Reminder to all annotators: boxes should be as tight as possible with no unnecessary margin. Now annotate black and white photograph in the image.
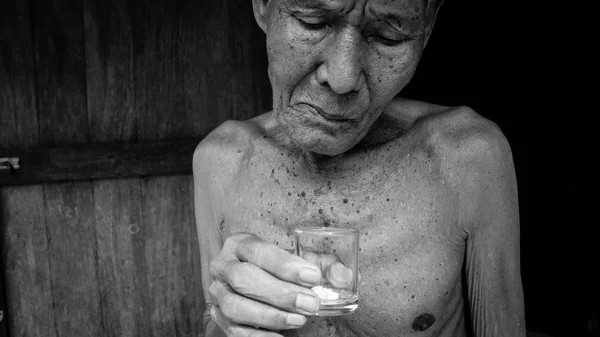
[0,1,591,337]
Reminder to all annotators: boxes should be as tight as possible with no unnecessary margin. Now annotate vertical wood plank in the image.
[0,0,40,150]
[42,183,103,337]
[33,0,89,146]
[0,261,5,337]
[178,0,271,135]
[86,0,205,335]
[0,1,53,336]
[225,0,272,121]
[178,0,226,136]
[84,0,136,144]
[32,1,103,337]
[141,176,202,337]
[0,253,5,337]
[132,1,204,335]
[131,0,186,142]
[92,179,152,337]
[82,1,153,336]
[0,187,57,337]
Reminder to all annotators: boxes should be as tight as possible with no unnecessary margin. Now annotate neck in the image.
[299,113,408,176]
[356,113,408,148]
[299,150,344,176]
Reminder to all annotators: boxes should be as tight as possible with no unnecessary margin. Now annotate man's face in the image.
[261,0,434,156]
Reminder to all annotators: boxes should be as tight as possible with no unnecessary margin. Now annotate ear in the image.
[423,0,445,48]
[252,0,269,33]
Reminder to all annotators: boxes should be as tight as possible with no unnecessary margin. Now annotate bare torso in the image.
[210,99,487,336]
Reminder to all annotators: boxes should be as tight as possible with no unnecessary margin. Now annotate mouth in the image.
[302,103,354,122]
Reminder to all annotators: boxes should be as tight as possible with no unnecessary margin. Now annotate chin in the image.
[274,107,368,156]
[292,131,361,157]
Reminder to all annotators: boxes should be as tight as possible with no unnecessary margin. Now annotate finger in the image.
[210,305,284,337]
[302,251,354,289]
[227,233,323,287]
[218,260,320,315]
[209,280,311,330]
[327,261,353,288]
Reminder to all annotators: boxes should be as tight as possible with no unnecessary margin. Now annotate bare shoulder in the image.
[431,105,512,177]
[388,97,511,160]
[392,99,512,169]
[391,97,516,201]
[404,101,517,230]
[193,118,266,189]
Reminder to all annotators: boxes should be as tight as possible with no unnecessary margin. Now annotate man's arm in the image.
[193,120,261,337]
[454,116,526,336]
[193,139,225,337]
[194,121,247,337]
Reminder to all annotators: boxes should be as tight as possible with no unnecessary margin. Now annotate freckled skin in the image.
[264,0,426,156]
[194,0,526,336]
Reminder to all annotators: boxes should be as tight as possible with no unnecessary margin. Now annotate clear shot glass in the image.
[294,227,359,316]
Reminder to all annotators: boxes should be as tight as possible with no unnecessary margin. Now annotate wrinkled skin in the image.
[193,0,526,336]
[263,0,435,156]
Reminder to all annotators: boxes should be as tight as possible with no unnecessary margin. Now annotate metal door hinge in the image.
[0,157,20,170]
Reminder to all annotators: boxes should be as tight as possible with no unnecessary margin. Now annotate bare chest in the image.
[221,146,467,336]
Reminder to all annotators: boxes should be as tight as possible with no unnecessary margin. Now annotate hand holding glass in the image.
[294,227,359,316]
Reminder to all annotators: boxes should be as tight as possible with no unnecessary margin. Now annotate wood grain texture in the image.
[32,0,89,146]
[131,0,186,142]
[92,179,152,337]
[1,1,272,336]
[30,1,104,337]
[83,0,203,335]
[0,1,47,336]
[1,186,57,337]
[141,176,203,337]
[42,182,103,337]
[0,0,39,150]
[0,140,197,186]
[0,266,5,337]
[178,0,271,135]
[84,0,136,143]
[131,1,205,335]
[223,0,272,122]
[84,0,205,336]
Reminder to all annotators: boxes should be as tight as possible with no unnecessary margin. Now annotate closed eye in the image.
[374,36,406,46]
[368,33,411,47]
[297,18,328,30]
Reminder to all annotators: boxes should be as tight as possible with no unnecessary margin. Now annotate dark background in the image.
[399,1,593,336]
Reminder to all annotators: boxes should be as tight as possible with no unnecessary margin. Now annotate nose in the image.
[316,27,366,95]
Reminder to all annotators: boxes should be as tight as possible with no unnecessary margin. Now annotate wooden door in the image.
[0,0,271,336]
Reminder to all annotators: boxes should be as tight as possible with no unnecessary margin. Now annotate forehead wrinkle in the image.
[281,0,426,30]
[365,1,426,30]
[365,0,425,18]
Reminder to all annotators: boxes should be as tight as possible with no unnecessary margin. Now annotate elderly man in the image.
[193,0,525,336]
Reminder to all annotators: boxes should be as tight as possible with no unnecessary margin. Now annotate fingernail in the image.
[330,263,353,287]
[286,313,307,326]
[299,267,321,284]
[296,293,319,314]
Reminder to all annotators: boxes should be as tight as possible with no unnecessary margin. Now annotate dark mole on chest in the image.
[412,313,436,332]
